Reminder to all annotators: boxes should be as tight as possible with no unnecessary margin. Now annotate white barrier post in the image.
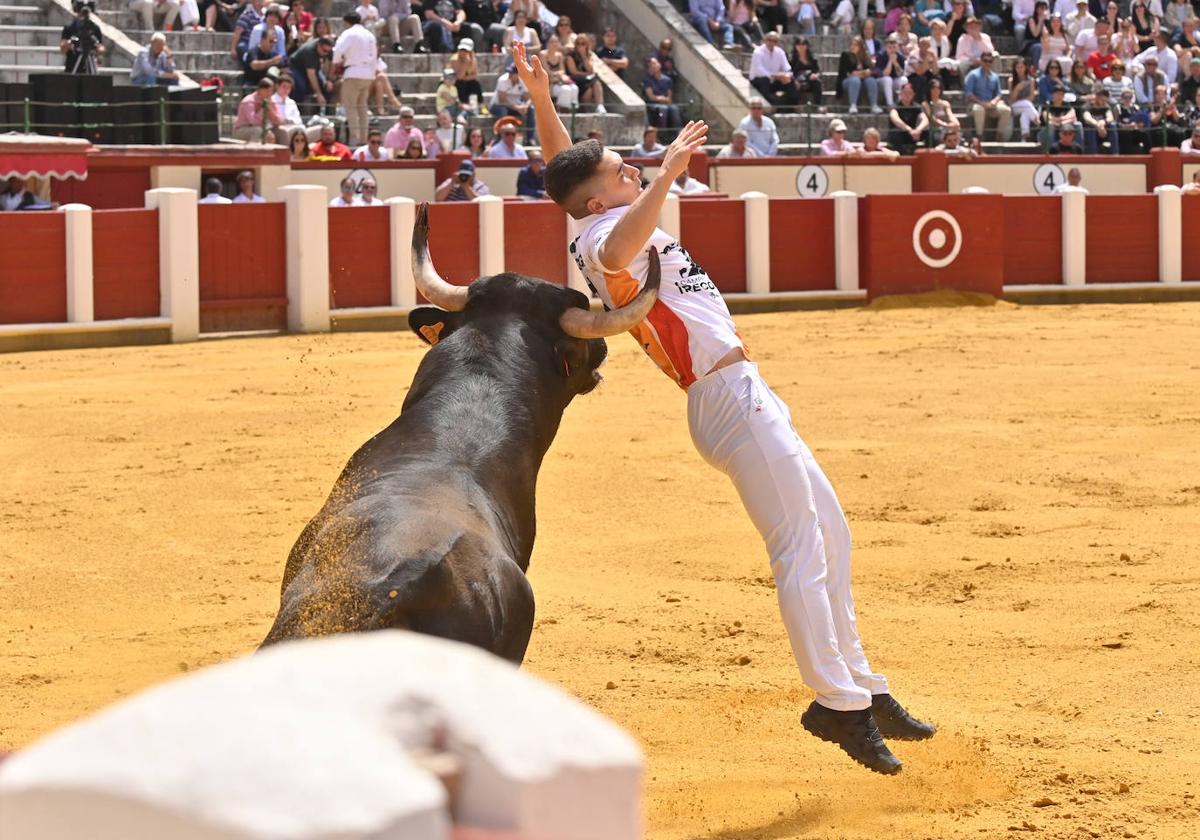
[962,186,989,194]
[279,185,330,332]
[387,197,416,307]
[60,203,94,323]
[742,191,770,295]
[475,194,505,276]
[1154,184,1182,284]
[1059,186,1087,286]
[659,191,681,240]
[831,190,859,292]
[144,187,199,342]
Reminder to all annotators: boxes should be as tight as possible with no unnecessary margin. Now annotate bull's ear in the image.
[408,307,464,346]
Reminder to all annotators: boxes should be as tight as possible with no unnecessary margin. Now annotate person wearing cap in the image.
[1049,122,1083,153]
[1181,123,1200,154]
[233,77,283,143]
[378,0,423,53]
[1133,54,1167,104]
[420,0,466,53]
[232,170,266,203]
[434,67,462,116]
[435,158,489,201]
[384,106,424,155]
[749,30,800,108]
[965,51,1013,141]
[1113,86,1146,153]
[819,118,855,156]
[631,126,666,158]
[332,12,378,146]
[1179,55,1200,105]
[1134,31,1178,86]
[449,39,483,106]
[955,16,995,76]
[1065,0,1095,41]
[716,128,760,158]
[330,176,359,207]
[1083,85,1119,152]
[310,121,352,159]
[1148,81,1190,147]
[485,122,528,158]
[198,177,231,205]
[490,62,537,139]
[515,150,546,198]
[1039,81,1080,146]
[738,96,779,156]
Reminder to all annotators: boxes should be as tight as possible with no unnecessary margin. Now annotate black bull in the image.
[261,207,660,662]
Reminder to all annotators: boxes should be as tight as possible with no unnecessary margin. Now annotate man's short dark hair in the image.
[343,11,360,25]
[544,139,605,207]
[316,36,334,47]
[204,177,222,195]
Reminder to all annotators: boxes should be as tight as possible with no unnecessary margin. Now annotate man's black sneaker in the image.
[800,701,902,775]
[392,42,405,53]
[871,693,937,741]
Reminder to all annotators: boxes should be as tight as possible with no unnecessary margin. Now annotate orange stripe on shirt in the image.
[605,267,694,388]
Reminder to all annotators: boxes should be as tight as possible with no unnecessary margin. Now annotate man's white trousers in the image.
[687,361,889,711]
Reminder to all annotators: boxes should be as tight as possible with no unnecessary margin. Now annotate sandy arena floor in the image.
[2,301,1199,839]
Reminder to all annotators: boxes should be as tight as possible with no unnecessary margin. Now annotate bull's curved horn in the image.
[559,247,661,339]
[412,202,469,312]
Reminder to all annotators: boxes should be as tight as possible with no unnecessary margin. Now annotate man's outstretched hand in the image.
[513,42,550,98]
[660,121,709,181]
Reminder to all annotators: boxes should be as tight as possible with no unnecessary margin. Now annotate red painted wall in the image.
[329,207,391,308]
[197,203,288,331]
[1002,196,1062,285]
[93,209,160,320]
[503,201,567,285]
[426,202,480,288]
[1084,195,1158,283]
[679,198,747,293]
[51,169,152,210]
[0,212,67,324]
[767,198,836,291]
[1183,196,1200,283]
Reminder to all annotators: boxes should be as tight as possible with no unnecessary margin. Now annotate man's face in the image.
[1060,129,1076,145]
[361,181,378,200]
[1191,63,1200,78]
[277,80,292,98]
[342,181,354,197]
[586,149,644,212]
[239,176,254,193]
[400,113,414,128]
[732,134,746,151]
[603,31,616,47]
[368,134,381,147]
[262,34,277,52]
[502,129,517,146]
[945,131,960,147]
[900,84,914,104]
[7,176,24,192]
[1098,35,1109,51]
[981,54,994,72]
[318,43,332,57]
[151,39,163,54]
[320,127,335,145]
[529,158,544,173]
[749,102,763,118]
[764,34,779,50]
[647,57,660,75]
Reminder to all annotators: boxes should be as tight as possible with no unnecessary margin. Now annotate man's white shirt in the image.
[333,23,378,80]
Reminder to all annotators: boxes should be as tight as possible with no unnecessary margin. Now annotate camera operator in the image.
[60,0,105,74]
[434,158,489,202]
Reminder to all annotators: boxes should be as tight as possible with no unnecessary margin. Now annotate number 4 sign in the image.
[795,164,829,199]
[1033,162,1066,195]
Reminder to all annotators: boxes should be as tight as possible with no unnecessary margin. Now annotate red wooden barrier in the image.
[503,201,567,285]
[93,209,160,320]
[1084,194,1158,283]
[0,212,67,325]
[329,206,391,308]
[426,202,480,288]
[859,194,1004,300]
[767,198,836,291]
[197,203,288,332]
[51,168,153,210]
[1002,196,1062,285]
[1183,196,1200,283]
[679,198,746,293]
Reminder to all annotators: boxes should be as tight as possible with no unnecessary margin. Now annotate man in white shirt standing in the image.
[199,177,231,204]
[330,176,360,207]
[231,170,266,203]
[737,96,780,156]
[333,11,378,147]
[1065,0,1095,41]
[748,31,799,108]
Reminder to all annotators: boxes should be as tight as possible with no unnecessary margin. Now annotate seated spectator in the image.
[130,0,181,33]
[789,38,823,106]
[738,97,779,155]
[566,35,605,112]
[288,129,310,160]
[1134,33,1179,87]
[829,0,857,35]
[928,19,959,88]
[644,57,682,129]
[1052,167,1085,191]
[965,52,1012,140]
[856,126,900,159]
[355,0,386,43]
[289,0,313,45]
[1074,17,1109,58]
[1180,56,1200,107]
[231,0,264,62]
[820,118,855,154]
[359,178,384,205]
[648,37,678,82]
[232,78,283,143]
[1113,87,1147,153]
[887,82,929,153]
[935,124,979,154]
[384,106,424,155]
[1049,123,1083,152]
[450,40,484,105]
[372,57,404,115]
[400,136,426,158]
[750,31,800,109]
[1065,0,1095,42]
[717,128,760,157]
[1009,58,1040,141]
[503,9,541,53]
[436,159,490,201]
[595,27,628,77]
[353,128,392,159]
[433,109,464,151]
[914,0,947,36]
[248,5,287,59]
[1165,0,1196,31]
[310,122,352,159]
[379,0,423,53]
[232,170,265,203]
[538,35,579,110]
[515,151,546,197]
[244,29,286,84]
[1083,86,1119,152]
[1134,56,1168,105]
[1148,84,1190,147]
[728,0,764,50]
[893,13,919,56]
[199,177,231,204]
[838,36,880,114]
[549,12,576,50]
[755,0,786,36]
[905,38,938,102]
[1038,58,1066,102]
[1174,19,1200,63]
[490,63,537,139]
[1103,59,1135,102]
[925,78,960,140]
[876,35,907,109]
[1185,87,1200,126]
[631,126,667,157]
[668,168,711,194]
[1182,169,1200,192]
[463,0,505,51]
[288,35,335,106]
[1087,33,1116,80]
[200,0,238,34]
[459,126,487,156]
[1067,60,1095,104]
[130,32,179,86]
[422,0,466,53]
[486,122,528,158]
[1040,81,1080,146]
[436,69,465,118]
[688,0,735,49]
[272,75,319,143]
[330,176,359,207]
[956,17,994,76]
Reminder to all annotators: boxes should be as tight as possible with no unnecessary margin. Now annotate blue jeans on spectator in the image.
[423,20,453,52]
[842,75,878,109]
[647,103,681,128]
[690,13,734,46]
[1084,124,1120,154]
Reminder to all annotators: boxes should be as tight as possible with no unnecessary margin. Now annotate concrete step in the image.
[0,62,129,82]
[0,24,64,47]
[0,5,45,26]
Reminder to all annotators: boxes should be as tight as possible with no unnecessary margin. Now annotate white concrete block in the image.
[659,191,681,240]
[1154,184,1182,284]
[279,185,331,332]
[387,197,417,307]
[741,191,770,295]
[0,632,644,840]
[831,190,859,292]
[144,188,199,342]
[475,194,505,276]
[1059,186,1087,286]
[60,203,94,323]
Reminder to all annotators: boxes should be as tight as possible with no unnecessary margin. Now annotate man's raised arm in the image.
[512,42,572,162]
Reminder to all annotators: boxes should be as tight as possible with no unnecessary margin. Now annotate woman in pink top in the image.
[819,118,855,155]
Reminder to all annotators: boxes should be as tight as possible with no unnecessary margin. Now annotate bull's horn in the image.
[412,202,469,312]
[559,247,661,339]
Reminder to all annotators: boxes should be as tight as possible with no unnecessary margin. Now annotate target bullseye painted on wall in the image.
[911,210,962,269]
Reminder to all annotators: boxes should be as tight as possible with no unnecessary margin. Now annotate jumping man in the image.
[511,43,935,774]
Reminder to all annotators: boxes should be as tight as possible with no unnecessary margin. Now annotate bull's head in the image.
[407,202,660,396]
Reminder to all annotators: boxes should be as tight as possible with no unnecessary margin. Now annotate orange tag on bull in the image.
[419,322,445,345]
